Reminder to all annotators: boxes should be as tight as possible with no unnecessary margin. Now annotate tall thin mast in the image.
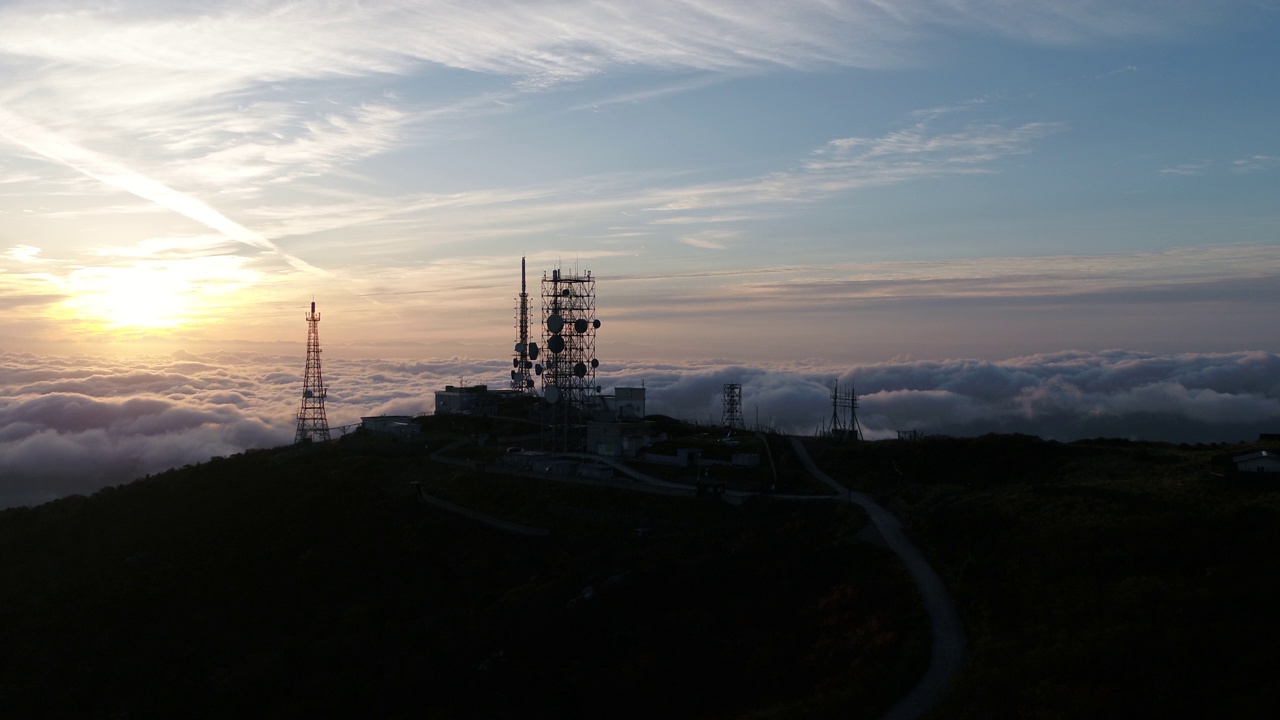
[520,256,528,351]
[512,257,533,392]
[295,299,331,443]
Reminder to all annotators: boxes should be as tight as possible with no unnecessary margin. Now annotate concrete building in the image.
[434,384,530,417]
[587,419,655,458]
[591,386,646,422]
[434,385,495,415]
[1233,450,1280,474]
[583,386,653,457]
[361,415,420,437]
[614,387,646,420]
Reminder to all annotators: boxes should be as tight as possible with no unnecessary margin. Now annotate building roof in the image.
[440,384,490,394]
[1233,450,1278,463]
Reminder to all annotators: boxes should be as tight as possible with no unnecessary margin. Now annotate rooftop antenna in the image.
[295,298,331,443]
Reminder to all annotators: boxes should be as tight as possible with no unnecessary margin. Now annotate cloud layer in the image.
[0,350,487,508]
[607,350,1280,441]
[5,348,1278,508]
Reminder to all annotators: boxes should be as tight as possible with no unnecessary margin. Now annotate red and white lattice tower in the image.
[295,300,331,443]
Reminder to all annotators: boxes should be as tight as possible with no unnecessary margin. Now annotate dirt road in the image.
[789,437,966,720]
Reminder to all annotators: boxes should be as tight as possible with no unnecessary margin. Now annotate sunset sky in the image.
[2,0,1277,360]
[2,1,1279,505]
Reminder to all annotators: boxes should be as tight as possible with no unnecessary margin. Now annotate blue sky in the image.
[1,0,1278,363]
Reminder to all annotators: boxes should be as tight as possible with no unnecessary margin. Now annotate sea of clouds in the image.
[3,348,1279,508]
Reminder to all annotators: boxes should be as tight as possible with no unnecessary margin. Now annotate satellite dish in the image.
[535,364,543,375]
[593,318,601,329]
[303,389,313,399]
[547,314,564,333]
[590,358,599,368]
[515,342,526,354]
[529,343,539,360]
[526,378,535,388]
[545,386,560,404]
[548,335,565,353]
[523,360,533,369]
[574,362,587,378]
[561,288,571,297]
[574,318,589,334]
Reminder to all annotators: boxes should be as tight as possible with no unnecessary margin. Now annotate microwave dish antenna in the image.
[539,266,601,452]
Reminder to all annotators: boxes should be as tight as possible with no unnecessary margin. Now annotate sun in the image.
[52,240,267,332]
[60,254,261,331]
[63,265,197,329]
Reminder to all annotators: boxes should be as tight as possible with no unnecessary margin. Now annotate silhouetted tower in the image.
[722,383,744,431]
[295,300,331,443]
[539,267,600,452]
[829,380,863,441]
[511,257,535,393]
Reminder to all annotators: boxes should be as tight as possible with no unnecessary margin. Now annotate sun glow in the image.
[61,257,259,330]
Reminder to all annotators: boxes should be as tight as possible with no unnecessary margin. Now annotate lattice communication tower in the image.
[829,379,863,441]
[722,383,744,431]
[295,300,331,443]
[537,268,600,452]
[511,257,535,393]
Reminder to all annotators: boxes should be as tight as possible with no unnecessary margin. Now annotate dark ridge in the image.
[5,419,1279,718]
[0,419,927,720]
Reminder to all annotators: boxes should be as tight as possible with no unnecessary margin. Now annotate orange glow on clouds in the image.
[59,257,260,331]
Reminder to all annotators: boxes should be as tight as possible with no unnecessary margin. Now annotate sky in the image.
[2,1,1280,505]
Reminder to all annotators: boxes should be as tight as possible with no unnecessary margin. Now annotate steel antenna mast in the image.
[295,299,331,443]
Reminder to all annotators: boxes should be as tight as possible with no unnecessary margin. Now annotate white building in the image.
[587,420,655,458]
[1233,450,1280,474]
[591,386,646,422]
[614,387,646,420]
[586,387,652,456]
[361,415,420,437]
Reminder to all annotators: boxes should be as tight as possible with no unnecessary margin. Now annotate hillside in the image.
[0,422,926,719]
[809,434,1280,719]
[4,421,1279,719]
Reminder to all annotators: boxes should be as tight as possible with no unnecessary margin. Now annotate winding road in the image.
[789,437,967,720]
[425,435,965,717]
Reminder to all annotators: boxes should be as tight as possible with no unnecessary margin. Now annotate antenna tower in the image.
[511,257,535,393]
[295,300,331,443]
[538,267,601,452]
[722,383,744,431]
[829,380,863,441]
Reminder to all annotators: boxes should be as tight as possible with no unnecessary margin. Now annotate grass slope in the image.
[811,434,1280,719]
[0,431,926,719]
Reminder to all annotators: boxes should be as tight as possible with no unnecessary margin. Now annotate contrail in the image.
[0,107,325,275]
